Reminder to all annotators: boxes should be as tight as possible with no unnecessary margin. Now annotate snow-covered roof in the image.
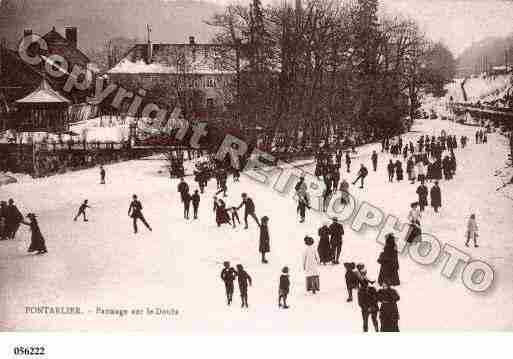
[16,79,71,104]
[107,43,237,75]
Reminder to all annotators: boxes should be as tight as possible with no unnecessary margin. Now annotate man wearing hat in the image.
[329,217,344,264]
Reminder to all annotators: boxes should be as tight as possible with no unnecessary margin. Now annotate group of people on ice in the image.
[0,198,23,241]
[0,198,47,254]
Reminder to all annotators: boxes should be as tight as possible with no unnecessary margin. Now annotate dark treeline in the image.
[208,0,456,152]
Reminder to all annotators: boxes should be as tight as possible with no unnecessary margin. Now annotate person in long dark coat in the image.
[430,181,442,213]
[100,165,106,184]
[371,151,378,172]
[416,181,428,212]
[177,178,189,203]
[317,222,332,265]
[377,234,400,286]
[387,160,395,182]
[406,157,415,183]
[215,198,231,227]
[183,191,191,219]
[21,213,48,254]
[329,217,344,264]
[395,160,403,181]
[5,198,23,239]
[358,281,379,332]
[259,216,270,263]
[377,281,400,332]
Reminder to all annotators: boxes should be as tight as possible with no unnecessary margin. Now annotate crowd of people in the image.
[1,123,491,331]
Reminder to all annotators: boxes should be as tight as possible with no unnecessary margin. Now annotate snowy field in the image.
[446,75,512,103]
[1,119,512,331]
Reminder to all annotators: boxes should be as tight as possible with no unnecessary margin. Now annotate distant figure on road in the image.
[371,151,378,172]
[465,213,479,248]
[100,165,106,184]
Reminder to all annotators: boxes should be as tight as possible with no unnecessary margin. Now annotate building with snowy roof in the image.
[106,36,238,119]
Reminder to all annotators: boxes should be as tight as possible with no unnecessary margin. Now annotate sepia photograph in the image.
[1,0,513,351]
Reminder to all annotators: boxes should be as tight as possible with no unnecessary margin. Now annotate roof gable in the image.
[16,79,71,104]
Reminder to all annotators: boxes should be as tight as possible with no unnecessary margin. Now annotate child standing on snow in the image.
[465,214,479,248]
[236,264,252,308]
[278,266,290,309]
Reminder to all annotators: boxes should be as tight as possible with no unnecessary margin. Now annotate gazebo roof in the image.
[16,79,71,105]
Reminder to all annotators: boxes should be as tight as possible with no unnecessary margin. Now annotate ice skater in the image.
[220,261,237,305]
[236,264,252,308]
[352,164,368,189]
[237,193,260,229]
[278,266,290,309]
[128,194,152,234]
[74,200,90,222]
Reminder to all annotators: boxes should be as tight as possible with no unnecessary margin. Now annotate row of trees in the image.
[208,0,456,151]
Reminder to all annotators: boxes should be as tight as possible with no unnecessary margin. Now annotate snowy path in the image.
[1,119,512,331]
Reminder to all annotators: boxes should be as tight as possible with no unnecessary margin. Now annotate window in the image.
[206,98,214,108]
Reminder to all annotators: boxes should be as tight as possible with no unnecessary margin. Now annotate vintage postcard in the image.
[1,0,513,345]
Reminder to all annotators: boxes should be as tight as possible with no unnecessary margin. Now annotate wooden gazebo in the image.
[15,79,71,133]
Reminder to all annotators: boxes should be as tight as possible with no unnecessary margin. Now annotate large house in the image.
[106,36,237,119]
[0,26,92,107]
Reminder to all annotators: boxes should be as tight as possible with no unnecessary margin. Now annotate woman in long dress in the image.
[377,281,400,332]
[407,202,422,243]
[377,233,399,286]
[302,236,320,294]
[259,216,270,263]
[317,222,332,265]
[22,213,47,255]
[214,198,231,227]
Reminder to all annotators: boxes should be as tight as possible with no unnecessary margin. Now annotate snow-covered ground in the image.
[1,119,512,331]
[446,75,512,103]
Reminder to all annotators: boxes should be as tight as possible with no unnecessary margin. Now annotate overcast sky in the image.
[201,0,513,56]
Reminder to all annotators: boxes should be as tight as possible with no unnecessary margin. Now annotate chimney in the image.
[189,36,195,45]
[24,29,32,38]
[146,24,153,64]
[65,27,77,48]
